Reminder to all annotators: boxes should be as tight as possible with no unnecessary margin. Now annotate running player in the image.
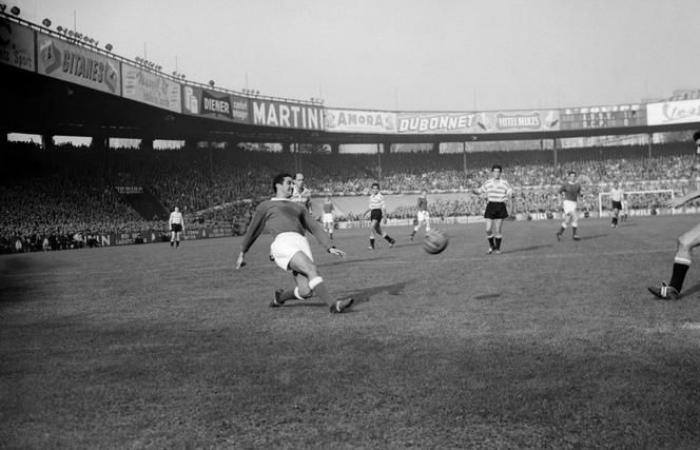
[473,165,513,254]
[555,171,582,241]
[365,182,396,250]
[169,206,184,248]
[235,173,353,313]
[648,130,700,300]
[609,181,624,228]
[322,195,335,240]
[409,189,431,241]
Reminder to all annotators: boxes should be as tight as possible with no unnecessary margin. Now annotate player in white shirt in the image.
[169,206,184,248]
[473,165,513,254]
[365,182,396,250]
[609,181,625,228]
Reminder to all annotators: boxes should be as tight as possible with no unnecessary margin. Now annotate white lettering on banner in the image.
[398,114,474,132]
[252,101,323,129]
[203,97,230,114]
[280,104,291,127]
[496,113,541,129]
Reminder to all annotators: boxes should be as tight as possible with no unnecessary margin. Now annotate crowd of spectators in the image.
[0,139,697,253]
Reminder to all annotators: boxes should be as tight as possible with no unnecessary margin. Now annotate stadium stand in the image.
[0,139,696,253]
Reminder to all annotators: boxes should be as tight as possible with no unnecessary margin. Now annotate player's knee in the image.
[678,234,694,251]
[296,286,312,298]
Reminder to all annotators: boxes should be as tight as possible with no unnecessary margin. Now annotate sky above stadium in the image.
[12,0,700,112]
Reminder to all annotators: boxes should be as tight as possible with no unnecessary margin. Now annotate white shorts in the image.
[270,232,313,271]
[322,213,334,224]
[417,210,430,222]
[563,200,578,215]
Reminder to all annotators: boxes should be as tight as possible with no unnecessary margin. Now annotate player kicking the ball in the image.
[236,173,353,313]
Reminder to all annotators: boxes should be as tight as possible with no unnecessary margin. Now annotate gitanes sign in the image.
[36,33,120,95]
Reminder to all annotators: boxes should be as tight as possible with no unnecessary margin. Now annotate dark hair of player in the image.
[371,182,380,189]
[568,170,577,176]
[492,164,503,172]
[693,130,700,142]
[272,173,293,193]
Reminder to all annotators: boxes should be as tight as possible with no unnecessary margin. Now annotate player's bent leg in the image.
[649,224,700,300]
[287,251,353,313]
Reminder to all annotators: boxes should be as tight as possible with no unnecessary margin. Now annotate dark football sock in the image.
[669,263,690,292]
[487,236,495,249]
[369,237,375,249]
[494,237,502,250]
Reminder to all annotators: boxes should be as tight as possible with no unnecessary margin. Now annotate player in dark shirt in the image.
[236,173,353,313]
[555,171,582,241]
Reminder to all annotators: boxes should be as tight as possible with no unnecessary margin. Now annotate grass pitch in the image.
[2,215,700,449]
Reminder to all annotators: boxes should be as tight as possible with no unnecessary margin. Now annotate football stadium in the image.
[2,2,700,448]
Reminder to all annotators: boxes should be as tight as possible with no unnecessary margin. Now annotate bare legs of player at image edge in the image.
[485,219,504,254]
[648,224,700,300]
[555,213,580,241]
[409,217,430,241]
[270,251,354,313]
[369,220,395,250]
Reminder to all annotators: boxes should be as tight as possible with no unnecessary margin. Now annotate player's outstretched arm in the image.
[668,189,700,208]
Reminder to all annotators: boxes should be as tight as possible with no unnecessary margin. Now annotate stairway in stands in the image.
[121,188,169,221]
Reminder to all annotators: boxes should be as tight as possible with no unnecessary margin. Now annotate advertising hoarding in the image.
[182,85,249,123]
[36,33,121,95]
[324,108,397,133]
[0,17,35,71]
[122,64,181,113]
[647,99,700,126]
[251,99,324,130]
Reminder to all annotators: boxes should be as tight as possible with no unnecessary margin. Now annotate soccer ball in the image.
[423,230,448,254]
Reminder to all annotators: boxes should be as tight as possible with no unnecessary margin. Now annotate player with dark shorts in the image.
[474,165,513,254]
[609,181,624,228]
[365,183,395,250]
[168,207,184,248]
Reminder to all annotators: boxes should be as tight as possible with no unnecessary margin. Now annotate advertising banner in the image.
[181,85,250,123]
[0,17,36,71]
[560,104,644,129]
[647,99,700,126]
[479,110,560,133]
[122,64,181,113]
[324,108,397,133]
[397,110,559,134]
[36,33,120,95]
[397,112,482,134]
[251,99,324,130]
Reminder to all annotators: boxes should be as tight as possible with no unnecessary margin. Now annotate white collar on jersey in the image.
[270,197,293,201]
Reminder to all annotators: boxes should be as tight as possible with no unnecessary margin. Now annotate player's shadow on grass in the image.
[320,255,394,267]
[505,244,552,254]
[680,282,700,298]
[340,280,413,304]
[576,234,607,241]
